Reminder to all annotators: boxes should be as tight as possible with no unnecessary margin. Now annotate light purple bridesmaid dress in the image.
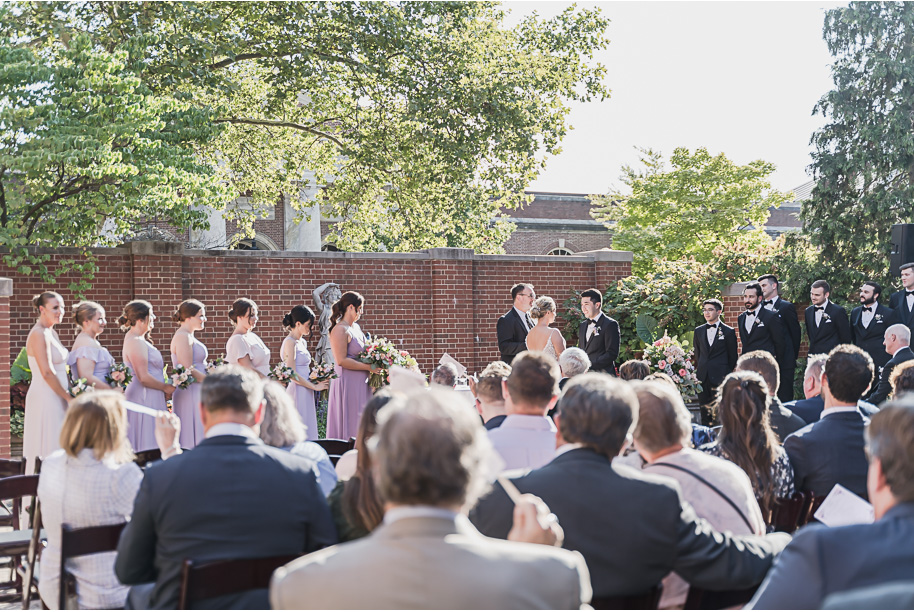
[170,337,208,449]
[286,337,318,441]
[125,341,167,452]
[326,323,371,440]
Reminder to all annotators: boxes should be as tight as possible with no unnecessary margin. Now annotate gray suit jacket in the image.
[115,435,337,609]
[270,514,592,609]
[470,448,789,598]
[749,503,914,609]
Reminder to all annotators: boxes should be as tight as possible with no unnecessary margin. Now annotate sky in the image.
[503,1,846,196]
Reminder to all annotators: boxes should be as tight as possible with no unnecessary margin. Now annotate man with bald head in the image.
[865,323,914,406]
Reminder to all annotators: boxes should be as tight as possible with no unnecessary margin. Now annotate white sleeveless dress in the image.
[527,330,559,360]
[23,335,69,473]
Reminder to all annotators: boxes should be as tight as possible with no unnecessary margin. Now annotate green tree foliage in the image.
[591,147,789,275]
[805,1,914,290]
[1,1,610,281]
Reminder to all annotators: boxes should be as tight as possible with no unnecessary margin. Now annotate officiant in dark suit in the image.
[578,288,620,375]
[758,274,802,402]
[851,281,896,372]
[737,282,785,362]
[496,283,535,364]
[888,262,914,334]
[805,279,852,355]
[693,299,738,410]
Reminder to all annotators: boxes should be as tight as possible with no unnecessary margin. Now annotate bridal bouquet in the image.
[359,337,416,389]
[105,363,132,390]
[270,363,297,384]
[69,378,95,398]
[309,362,337,384]
[642,334,702,398]
[205,354,227,373]
[170,365,195,390]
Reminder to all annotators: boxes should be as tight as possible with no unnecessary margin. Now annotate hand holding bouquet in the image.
[270,363,297,384]
[105,363,132,390]
[205,355,227,373]
[69,378,95,398]
[170,365,195,390]
[359,338,418,389]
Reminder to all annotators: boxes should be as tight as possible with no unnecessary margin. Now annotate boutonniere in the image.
[592,327,601,337]
[875,313,884,322]
[717,331,724,340]
[756,321,765,328]
[822,313,832,323]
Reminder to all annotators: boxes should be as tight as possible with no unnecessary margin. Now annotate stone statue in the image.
[312,282,342,367]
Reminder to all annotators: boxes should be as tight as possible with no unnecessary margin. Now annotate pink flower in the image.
[658,360,667,369]
[679,368,687,376]
[112,371,125,381]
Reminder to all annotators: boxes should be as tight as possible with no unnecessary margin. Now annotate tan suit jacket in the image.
[270,513,592,609]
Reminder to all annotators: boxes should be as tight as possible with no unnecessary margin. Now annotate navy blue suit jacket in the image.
[784,395,825,424]
[865,346,914,406]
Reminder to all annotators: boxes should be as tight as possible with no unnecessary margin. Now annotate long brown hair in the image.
[715,370,781,514]
[329,291,364,332]
[341,390,394,533]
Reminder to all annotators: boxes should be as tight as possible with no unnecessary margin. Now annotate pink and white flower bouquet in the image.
[105,362,132,390]
[205,354,227,373]
[358,337,416,389]
[170,365,195,390]
[309,362,337,384]
[642,334,702,397]
[270,363,297,384]
[69,378,95,398]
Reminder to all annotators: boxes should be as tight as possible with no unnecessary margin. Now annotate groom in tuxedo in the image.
[805,279,852,355]
[737,282,785,363]
[497,283,535,364]
[758,274,802,402]
[888,262,914,334]
[693,299,738,411]
[851,280,896,372]
[578,288,620,375]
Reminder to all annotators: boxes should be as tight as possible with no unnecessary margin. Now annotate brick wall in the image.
[723,282,809,357]
[503,230,613,255]
[0,279,10,458]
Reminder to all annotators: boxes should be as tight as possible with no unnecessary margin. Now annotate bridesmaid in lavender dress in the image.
[280,306,330,440]
[327,292,378,440]
[226,298,271,377]
[120,300,174,452]
[69,301,115,390]
[169,300,208,448]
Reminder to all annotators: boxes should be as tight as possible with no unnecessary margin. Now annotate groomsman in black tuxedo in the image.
[851,281,896,372]
[758,274,802,402]
[888,262,914,334]
[578,288,620,375]
[496,283,535,364]
[692,299,738,419]
[804,279,852,355]
[737,282,786,363]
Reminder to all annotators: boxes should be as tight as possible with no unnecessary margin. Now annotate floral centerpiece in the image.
[358,337,417,389]
[105,363,132,390]
[270,363,297,384]
[205,355,227,373]
[642,333,702,398]
[170,365,195,390]
[69,378,95,398]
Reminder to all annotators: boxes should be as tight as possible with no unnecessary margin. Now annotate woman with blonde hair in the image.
[37,391,179,609]
[68,300,115,390]
[525,296,566,359]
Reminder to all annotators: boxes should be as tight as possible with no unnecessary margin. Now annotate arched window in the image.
[230,234,280,251]
[547,247,574,256]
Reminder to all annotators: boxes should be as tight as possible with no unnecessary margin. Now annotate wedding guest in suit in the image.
[472,361,511,430]
[578,288,620,375]
[758,275,802,402]
[891,360,914,398]
[38,392,179,610]
[700,371,795,514]
[888,262,914,334]
[430,363,459,388]
[749,398,914,609]
[738,283,786,363]
[471,373,790,602]
[487,351,559,471]
[805,280,852,355]
[618,359,649,381]
[852,281,896,372]
[632,382,766,609]
[865,323,914,406]
[526,296,566,359]
[735,351,806,442]
[558,347,590,390]
[693,299,738,415]
[784,354,827,424]
[496,283,536,364]
[69,301,115,391]
[783,345,872,500]
[115,366,337,609]
[271,388,592,610]
[226,298,271,377]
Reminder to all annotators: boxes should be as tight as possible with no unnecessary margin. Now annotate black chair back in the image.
[768,492,810,533]
[178,554,299,609]
[591,585,663,610]
[59,522,127,609]
[313,438,354,456]
[684,584,761,609]
[134,448,163,468]
[0,475,38,532]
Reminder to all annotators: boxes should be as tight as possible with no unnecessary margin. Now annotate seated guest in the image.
[785,353,827,423]
[115,366,337,609]
[735,351,806,441]
[701,371,795,513]
[430,363,459,388]
[642,371,715,448]
[558,347,591,390]
[749,398,914,609]
[487,351,559,471]
[822,581,914,610]
[891,361,914,398]
[38,391,179,610]
[632,381,766,609]
[271,388,592,609]
[866,323,914,405]
[783,345,872,500]
[471,373,789,601]
[619,359,650,381]
[259,381,337,496]
[473,361,511,430]
[327,391,395,542]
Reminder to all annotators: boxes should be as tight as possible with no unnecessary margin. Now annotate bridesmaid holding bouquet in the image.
[226,298,271,377]
[68,301,115,390]
[170,299,208,448]
[326,292,377,440]
[280,305,330,440]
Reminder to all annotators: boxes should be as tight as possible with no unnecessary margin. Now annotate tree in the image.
[591,147,789,275]
[805,2,914,292]
[1,1,610,284]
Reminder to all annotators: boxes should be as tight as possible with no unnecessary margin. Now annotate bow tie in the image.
[588,319,597,326]
[815,306,825,311]
[763,300,773,306]
[907,291,914,297]
[708,323,718,329]
[862,306,872,312]
[745,311,755,318]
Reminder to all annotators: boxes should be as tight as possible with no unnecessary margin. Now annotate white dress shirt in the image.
[815,299,831,326]
[383,506,459,525]
[586,312,604,342]
[205,422,260,440]
[706,322,720,346]
[861,304,875,328]
[744,306,761,335]
[907,290,914,312]
[487,414,557,471]
[514,307,532,332]
[819,403,861,419]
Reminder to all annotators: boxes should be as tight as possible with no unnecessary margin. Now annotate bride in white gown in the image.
[23,292,72,473]
[524,297,566,359]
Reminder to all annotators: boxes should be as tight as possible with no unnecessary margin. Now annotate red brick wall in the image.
[0,281,10,458]
[503,230,613,255]
[723,285,809,357]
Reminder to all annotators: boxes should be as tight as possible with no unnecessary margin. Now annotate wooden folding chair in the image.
[0,475,39,603]
[590,585,663,610]
[19,498,43,610]
[58,522,127,610]
[177,554,299,609]
[767,492,810,533]
[312,439,353,456]
[0,459,26,528]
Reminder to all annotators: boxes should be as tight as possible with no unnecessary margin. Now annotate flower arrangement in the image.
[309,362,338,384]
[358,337,416,389]
[205,354,227,373]
[69,378,95,398]
[105,363,132,390]
[270,363,297,384]
[170,365,195,390]
[642,333,702,398]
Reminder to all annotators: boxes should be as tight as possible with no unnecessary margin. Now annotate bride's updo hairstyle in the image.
[529,296,556,321]
[330,291,364,331]
[118,300,154,342]
[283,305,316,332]
[228,298,258,324]
[73,300,104,330]
[172,299,204,323]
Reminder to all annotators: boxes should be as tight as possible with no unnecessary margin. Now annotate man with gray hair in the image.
[865,323,914,405]
[271,388,593,609]
[558,346,591,390]
[785,354,828,423]
[471,373,789,603]
[116,366,337,609]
